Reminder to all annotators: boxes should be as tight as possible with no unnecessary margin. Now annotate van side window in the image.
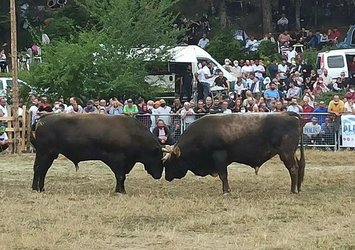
[0,81,3,90]
[327,55,345,68]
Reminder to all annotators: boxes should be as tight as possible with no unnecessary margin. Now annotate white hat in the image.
[264,77,271,85]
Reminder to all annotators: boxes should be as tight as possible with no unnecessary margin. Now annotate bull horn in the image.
[161,153,171,163]
[162,145,173,153]
[255,167,259,175]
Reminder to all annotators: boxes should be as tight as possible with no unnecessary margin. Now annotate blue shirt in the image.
[313,107,328,124]
[264,89,280,99]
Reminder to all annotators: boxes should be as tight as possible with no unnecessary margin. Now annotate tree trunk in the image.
[295,0,301,30]
[261,0,272,34]
[219,0,227,28]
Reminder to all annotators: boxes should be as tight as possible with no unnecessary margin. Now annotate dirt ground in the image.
[0,150,354,250]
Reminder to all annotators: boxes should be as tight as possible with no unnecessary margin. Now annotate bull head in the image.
[161,145,181,163]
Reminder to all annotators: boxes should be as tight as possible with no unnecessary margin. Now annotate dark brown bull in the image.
[31,113,163,193]
[163,112,305,194]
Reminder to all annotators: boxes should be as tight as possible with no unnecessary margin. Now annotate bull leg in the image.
[279,153,299,194]
[213,150,230,194]
[115,174,126,194]
[32,154,54,192]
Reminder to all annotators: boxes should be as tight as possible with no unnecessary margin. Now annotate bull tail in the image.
[297,129,305,185]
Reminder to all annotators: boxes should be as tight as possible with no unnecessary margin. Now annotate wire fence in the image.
[136,112,355,151]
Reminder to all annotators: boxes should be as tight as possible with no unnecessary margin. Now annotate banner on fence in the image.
[341,115,355,147]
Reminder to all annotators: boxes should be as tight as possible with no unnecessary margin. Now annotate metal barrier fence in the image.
[135,112,351,151]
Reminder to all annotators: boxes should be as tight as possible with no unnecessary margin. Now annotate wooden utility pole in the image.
[10,0,20,153]
[295,0,301,31]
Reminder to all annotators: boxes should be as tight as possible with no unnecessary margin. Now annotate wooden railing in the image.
[0,105,30,153]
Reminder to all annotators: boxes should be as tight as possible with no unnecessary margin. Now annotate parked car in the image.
[0,77,32,97]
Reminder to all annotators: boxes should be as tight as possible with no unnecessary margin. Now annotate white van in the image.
[0,77,30,97]
[144,45,237,98]
[316,49,355,79]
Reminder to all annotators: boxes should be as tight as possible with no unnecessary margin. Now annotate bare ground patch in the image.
[0,150,354,249]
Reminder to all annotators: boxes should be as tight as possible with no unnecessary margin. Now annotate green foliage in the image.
[258,41,279,63]
[206,32,245,63]
[315,90,346,104]
[302,48,318,69]
[44,17,75,42]
[23,0,183,101]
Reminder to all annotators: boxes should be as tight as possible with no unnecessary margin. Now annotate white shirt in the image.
[223,109,232,114]
[285,50,297,63]
[156,106,172,125]
[344,102,355,112]
[0,132,8,142]
[0,105,8,117]
[252,64,265,78]
[278,64,288,79]
[198,38,209,49]
[29,105,38,125]
[241,65,253,74]
[180,108,195,124]
[245,39,258,51]
[200,65,211,82]
[66,105,84,113]
[231,65,242,78]
[197,68,204,81]
[277,17,289,25]
[234,83,245,95]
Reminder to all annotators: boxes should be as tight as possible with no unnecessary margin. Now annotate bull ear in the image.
[173,146,181,158]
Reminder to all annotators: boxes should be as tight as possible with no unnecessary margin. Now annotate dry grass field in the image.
[0,150,354,250]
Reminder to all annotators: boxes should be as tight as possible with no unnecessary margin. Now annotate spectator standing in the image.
[328,95,345,133]
[67,97,83,114]
[303,116,322,144]
[221,101,232,114]
[278,59,289,84]
[156,99,171,127]
[0,48,7,72]
[197,33,209,49]
[28,98,39,125]
[344,99,355,114]
[194,100,207,114]
[285,47,297,63]
[320,117,335,146]
[123,99,139,117]
[108,100,123,115]
[180,102,195,127]
[199,61,214,100]
[268,59,279,79]
[313,101,328,125]
[0,97,9,117]
[278,30,292,45]
[277,14,289,32]
[180,64,194,102]
[171,98,183,114]
[83,100,98,113]
[214,71,230,91]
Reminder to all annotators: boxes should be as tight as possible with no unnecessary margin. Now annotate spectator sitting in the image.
[285,46,297,64]
[245,97,258,112]
[98,99,108,114]
[0,126,9,153]
[214,71,230,92]
[108,100,123,115]
[328,28,340,44]
[123,99,139,117]
[152,119,175,145]
[312,77,329,96]
[331,78,342,92]
[53,103,65,113]
[245,36,259,52]
[84,100,98,113]
[180,102,195,127]
[262,33,276,43]
[264,81,280,104]
[231,60,242,79]
[198,33,209,49]
[277,14,289,32]
[303,116,322,144]
[221,101,232,114]
[223,58,232,73]
[0,97,8,117]
[313,101,328,124]
[286,81,301,99]
[278,30,292,45]
[287,98,303,114]
[302,99,315,122]
[272,101,285,112]
[320,69,333,89]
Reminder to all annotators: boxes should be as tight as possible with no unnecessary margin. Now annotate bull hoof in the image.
[116,190,127,195]
[223,191,231,196]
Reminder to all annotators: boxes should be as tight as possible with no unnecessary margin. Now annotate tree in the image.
[294,0,301,30]
[261,0,272,34]
[22,0,183,102]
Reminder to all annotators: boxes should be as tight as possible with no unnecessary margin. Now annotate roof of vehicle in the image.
[318,48,355,56]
